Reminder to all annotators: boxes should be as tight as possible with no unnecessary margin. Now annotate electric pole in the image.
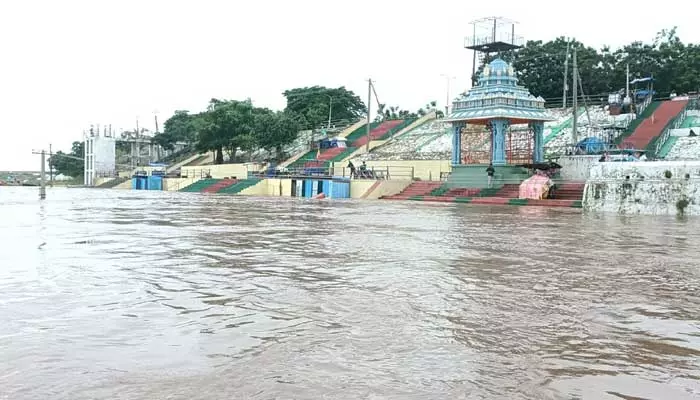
[366,79,372,152]
[49,143,53,186]
[31,150,47,199]
[326,95,333,130]
[572,47,578,146]
[563,40,570,108]
[441,74,455,116]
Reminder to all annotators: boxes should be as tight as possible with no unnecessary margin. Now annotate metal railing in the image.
[636,95,653,116]
[250,165,415,180]
[180,168,212,179]
[654,107,688,157]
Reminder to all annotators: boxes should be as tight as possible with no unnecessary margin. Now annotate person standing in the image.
[347,161,356,179]
[486,163,495,188]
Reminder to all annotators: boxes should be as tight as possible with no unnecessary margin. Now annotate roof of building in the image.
[445,58,554,125]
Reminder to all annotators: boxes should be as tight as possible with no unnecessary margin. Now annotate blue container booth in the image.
[291,178,350,199]
[132,175,163,190]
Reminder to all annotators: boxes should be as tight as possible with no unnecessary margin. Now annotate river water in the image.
[1,187,699,399]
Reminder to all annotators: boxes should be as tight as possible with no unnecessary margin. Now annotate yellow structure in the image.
[217,177,411,199]
[332,159,450,181]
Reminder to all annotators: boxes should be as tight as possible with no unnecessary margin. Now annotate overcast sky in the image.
[1,0,697,170]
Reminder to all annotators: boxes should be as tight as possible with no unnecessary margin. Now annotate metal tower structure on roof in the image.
[465,17,524,86]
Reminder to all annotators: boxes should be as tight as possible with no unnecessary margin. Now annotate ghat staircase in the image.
[620,100,687,149]
[382,181,443,200]
[383,181,585,208]
[179,178,261,194]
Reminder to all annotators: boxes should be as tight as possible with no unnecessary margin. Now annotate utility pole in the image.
[441,74,455,116]
[563,40,570,108]
[366,79,372,152]
[31,150,47,199]
[572,47,578,146]
[49,143,53,186]
[625,63,630,100]
[40,150,46,199]
[326,95,333,129]
[578,71,591,127]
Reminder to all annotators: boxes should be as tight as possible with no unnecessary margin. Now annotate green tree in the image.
[254,110,302,161]
[152,110,199,150]
[196,99,256,164]
[468,29,700,104]
[49,141,84,178]
[283,86,366,129]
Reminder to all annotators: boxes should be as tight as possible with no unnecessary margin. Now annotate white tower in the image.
[84,127,116,186]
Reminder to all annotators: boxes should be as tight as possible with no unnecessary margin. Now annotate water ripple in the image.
[1,187,699,399]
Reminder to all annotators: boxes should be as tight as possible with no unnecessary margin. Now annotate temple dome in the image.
[482,58,515,79]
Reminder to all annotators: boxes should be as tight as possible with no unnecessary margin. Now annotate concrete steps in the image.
[351,120,406,147]
[202,179,238,193]
[622,100,687,149]
[383,181,443,200]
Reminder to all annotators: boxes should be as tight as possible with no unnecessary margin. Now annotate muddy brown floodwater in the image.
[1,187,699,399]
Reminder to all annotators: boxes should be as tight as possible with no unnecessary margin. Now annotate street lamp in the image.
[325,95,333,130]
[440,74,456,116]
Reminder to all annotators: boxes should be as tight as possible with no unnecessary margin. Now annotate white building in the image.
[84,133,116,186]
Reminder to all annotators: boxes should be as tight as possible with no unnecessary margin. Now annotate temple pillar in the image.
[490,119,509,166]
[451,122,465,165]
[530,121,545,163]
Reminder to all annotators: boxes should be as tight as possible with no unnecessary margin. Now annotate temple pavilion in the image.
[445,58,553,167]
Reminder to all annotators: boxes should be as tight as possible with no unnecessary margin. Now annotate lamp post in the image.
[441,74,456,116]
[325,95,333,130]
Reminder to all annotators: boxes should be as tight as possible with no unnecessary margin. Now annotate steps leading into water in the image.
[382,181,443,200]
[385,180,585,209]
[217,178,262,194]
[180,178,220,192]
[202,179,238,193]
[97,177,130,188]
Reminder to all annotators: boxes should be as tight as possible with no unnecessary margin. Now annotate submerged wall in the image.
[583,161,700,215]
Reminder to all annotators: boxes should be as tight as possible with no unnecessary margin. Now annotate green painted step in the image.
[544,107,584,145]
[681,116,700,128]
[377,119,417,141]
[659,114,700,158]
[217,178,262,194]
[330,147,357,162]
[179,178,220,192]
[657,136,679,159]
[345,121,380,143]
[287,150,317,169]
[475,187,501,197]
[614,101,661,145]
[429,185,450,196]
[508,198,529,206]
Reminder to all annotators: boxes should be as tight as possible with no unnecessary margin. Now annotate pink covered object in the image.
[518,174,552,199]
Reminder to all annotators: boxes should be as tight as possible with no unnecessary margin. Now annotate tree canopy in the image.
[49,141,84,178]
[154,98,304,164]
[152,110,198,151]
[473,28,700,105]
[282,86,366,129]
